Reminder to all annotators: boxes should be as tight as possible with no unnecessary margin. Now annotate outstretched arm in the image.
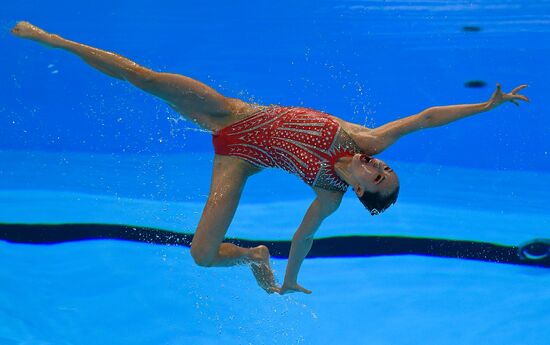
[276,188,343,295]
[358,84,530,154]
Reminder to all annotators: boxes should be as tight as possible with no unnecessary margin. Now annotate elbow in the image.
[293,232,315,243]
[419,107,437,128]
[324,204,340,217]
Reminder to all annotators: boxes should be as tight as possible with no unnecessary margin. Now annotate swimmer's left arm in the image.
[363,83,529,154]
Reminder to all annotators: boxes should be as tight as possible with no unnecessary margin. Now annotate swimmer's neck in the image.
[333,156,357,186]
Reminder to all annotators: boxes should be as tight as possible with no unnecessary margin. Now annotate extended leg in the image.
[11,21,250,131]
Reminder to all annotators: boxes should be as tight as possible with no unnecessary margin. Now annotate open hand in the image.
[275,281,312,295]
[487,83,530,109]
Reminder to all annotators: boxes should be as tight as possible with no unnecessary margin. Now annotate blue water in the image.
[1,1,550,344]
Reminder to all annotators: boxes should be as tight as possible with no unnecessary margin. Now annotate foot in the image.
[11,21,56,47]
[248,245,278,294]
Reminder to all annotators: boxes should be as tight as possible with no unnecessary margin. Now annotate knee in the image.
[190,245,215,267]
[139,70,158,84]
[125,67,157,86]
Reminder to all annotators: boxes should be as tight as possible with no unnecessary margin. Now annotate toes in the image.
[11,24,21,35]
[250,263,277,291]
[11,22,27,36]
[269,286,281,294]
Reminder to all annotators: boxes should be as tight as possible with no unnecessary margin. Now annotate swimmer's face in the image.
[350,154,399,197]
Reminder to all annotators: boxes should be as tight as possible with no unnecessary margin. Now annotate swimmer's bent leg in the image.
[190,155,255,266]
[190,155,277,292]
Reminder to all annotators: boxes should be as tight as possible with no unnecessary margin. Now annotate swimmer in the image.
[11,21,530,295]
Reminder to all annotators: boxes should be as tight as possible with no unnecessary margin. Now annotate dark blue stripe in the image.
[1,223,548,268]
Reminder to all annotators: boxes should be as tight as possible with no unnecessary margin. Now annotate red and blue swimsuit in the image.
[212,105,362,191]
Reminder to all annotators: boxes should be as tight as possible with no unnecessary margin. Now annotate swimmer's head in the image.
[350,154,399,215]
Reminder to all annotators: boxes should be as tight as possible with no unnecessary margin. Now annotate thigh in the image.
[151,72,230,115]
[190,155,252,260]
[132,70,251,130]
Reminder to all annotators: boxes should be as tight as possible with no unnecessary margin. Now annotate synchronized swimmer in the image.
[12,21,530,294]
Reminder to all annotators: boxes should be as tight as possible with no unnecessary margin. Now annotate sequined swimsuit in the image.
[212,106,363,192]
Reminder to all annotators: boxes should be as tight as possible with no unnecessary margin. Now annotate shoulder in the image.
[328,116,393,155]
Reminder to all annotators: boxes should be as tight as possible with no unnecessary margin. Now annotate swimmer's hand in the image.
[275,281,312,295]
[486,83,530,109]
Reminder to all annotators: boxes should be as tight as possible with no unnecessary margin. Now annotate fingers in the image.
[277,286,312,295]
[505,94,530,105]
[514,94,530,102]
[300,287,313,294]
[496,83,530,96]
[497,83,530,106]
[277,286,295,295]
[511,84,528,94]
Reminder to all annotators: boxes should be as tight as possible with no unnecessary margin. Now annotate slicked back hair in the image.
[357,185,400,216]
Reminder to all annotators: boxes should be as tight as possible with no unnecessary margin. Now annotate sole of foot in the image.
[249,245,278,293]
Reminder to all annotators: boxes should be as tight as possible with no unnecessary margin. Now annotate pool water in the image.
[2,0,550,344]
[1,151,549,344]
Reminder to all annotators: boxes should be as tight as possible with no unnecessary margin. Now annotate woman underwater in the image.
[12,21,530,295]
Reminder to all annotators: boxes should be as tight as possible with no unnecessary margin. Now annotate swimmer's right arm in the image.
[278,190,342,295]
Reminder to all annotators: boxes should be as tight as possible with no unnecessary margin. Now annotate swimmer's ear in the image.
[354,185,364,198]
